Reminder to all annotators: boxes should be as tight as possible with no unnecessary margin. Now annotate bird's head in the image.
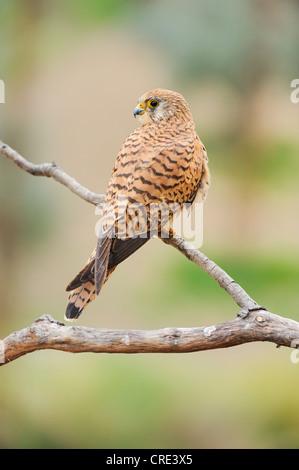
[134,88,192,124]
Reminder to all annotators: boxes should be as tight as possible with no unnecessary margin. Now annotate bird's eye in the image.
[148,99,159,109]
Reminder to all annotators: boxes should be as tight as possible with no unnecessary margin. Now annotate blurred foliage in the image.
[132,0,299,85]
[162,253,299,316]
[61,0,137,23]
[207,137,299,190]
[0,0,298,450]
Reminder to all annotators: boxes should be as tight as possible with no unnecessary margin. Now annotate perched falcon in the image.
[65,88,210,320]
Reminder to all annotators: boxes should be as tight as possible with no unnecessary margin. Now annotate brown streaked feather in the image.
[65,280,96,320]
[65,88,210,320]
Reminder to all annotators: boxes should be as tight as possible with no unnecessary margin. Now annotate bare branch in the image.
[1,312,299,366]
[0,140,104,206]
[0,138,297,364]
[162,235,264,316]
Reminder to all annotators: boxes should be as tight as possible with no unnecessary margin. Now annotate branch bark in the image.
[0,139,298,365]
[0,140,105,205]
[161,234,262,316]
[1,312,299,365]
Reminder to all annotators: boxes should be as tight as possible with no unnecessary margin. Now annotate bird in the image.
[65,88,210,320]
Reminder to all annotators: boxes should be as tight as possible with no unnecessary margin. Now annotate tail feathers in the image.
[65,233,150,321]
[64,235,112,321]
[66,251,96,292]
[65,280,96,320]
[95,235,112,295]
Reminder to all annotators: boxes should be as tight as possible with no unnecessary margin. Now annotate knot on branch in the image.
[162,328,181,348]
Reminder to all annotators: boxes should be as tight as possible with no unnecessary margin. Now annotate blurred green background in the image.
[0,0,299,449]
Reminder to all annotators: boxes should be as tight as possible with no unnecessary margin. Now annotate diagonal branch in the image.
[0,140,105,205]
[0,139,298,365]
[161,234,263,316]
[0,139,261,313]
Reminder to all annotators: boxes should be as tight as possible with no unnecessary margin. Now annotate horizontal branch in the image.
[0,140,104,206]
[1,312,299,365]
[0,138,297,364]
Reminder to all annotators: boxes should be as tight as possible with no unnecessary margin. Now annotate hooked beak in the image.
[134,103,145,117]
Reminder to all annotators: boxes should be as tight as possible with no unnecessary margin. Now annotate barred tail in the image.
[65,265,117,321]
[65,233,149,321]
[65,280,96,320]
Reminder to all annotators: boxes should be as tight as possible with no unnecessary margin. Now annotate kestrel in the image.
[65,88,210,320]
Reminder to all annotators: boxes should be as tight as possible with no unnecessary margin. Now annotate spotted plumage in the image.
[65,88,210,320]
